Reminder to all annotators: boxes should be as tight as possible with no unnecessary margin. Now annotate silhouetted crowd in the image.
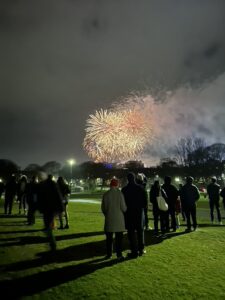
[0,173,225,257]
[101,173,225,260]
[0,174,70,251]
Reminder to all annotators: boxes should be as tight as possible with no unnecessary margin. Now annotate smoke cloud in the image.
[0,0,225,166]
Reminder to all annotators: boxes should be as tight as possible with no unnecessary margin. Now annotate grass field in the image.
[0,194,225,300]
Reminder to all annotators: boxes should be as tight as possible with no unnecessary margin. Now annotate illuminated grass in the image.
[0,198,225,299]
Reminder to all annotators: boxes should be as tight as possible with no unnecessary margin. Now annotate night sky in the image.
[1,1,225,168]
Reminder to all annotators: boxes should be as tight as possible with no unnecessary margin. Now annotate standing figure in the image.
[122,172,147,258]
[162,176,179,232]
[180,177,200,232]
[17,175,28,215]
[220,187,225,210]
[101,178,127,260]
[150,180,168,235]
[150,180,161,235]
[4,175,17,214]
[26,176,39,225]
[0,179,5,199]
[57,176,71,229]
[38,175,63,251]
[178,183,186,221]
[136,173,151,231]
[175,197,182,228]
[207,177,222,224]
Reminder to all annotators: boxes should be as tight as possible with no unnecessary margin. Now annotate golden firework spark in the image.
[83,98,153,162]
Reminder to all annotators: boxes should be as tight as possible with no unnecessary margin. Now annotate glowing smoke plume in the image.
[84,73,225,166]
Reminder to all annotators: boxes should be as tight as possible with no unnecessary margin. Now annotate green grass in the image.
[0,196,225,300]
[70,191,104,200]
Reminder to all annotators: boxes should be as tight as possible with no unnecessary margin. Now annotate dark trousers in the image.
[27,204,36,225]
[144,207,149,228]
[105,232,123,257]
[43,212,56,251]
[168,207,177,230]
[209,200,221,222]
[19,194,27,212]
[127,228,144,255]
[153,207,160,233]
[185,206,197,229]
[160,211,170,233]
[4,195,14,214]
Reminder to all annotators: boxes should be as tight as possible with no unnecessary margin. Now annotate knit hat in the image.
[110,178,119,187]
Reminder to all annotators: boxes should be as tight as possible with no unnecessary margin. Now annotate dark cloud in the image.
[203,43,221,59]
[196,124,212,136]
[213,113,225,131]
[0,0,225,167]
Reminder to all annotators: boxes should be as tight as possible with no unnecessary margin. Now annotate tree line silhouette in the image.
[0,137,225,184]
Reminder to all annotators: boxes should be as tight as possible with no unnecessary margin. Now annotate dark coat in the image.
[220,187,225,199]
[0,182,5,196]
[207,182,220,201]
[38,179,63,214]
[180,183,200,209]
[5,179,17,198]
[161,183,179,209]
[150,184,160,207]
[121,182,147,230]
[57,182,70,199]
[26,181,39,206]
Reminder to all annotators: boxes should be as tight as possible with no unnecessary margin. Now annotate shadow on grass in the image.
[0,230,191,299]
[197,223,225,227]
[2,230,186,273]
[0,231,104,246]
[0,257,124,299]
[1,238,115,275]
[0,229,43,234]
[0,214,30,228]
[145,230,188,246]
[0,223,28,227]
[0,214,27,219]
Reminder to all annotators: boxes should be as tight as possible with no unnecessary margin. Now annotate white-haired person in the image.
[101,178,127,261]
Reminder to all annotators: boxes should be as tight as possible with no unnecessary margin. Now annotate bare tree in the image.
[174,136,207,166]
[205,143,225,162]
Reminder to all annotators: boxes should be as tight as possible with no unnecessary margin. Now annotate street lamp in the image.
[175,177,180,183]
[68,159,75,183]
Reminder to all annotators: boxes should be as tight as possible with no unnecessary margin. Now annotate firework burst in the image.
[83,98,154,162]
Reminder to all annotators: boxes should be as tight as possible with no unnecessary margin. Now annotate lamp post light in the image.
[68,159,75,183]
[175,177,180,183]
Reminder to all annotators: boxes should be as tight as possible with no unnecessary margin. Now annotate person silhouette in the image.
[17,175,28,215]
[180,177,200,232]
[122,172,147,258]
[101,178,127,260]
[26,175,39,225]
[0,179,5,199]
[38,174,63,251]
[57,176,71,229]
[162,176,179,232]
[136,173,151,231]
[207,176,222,224]
[4,175,17,215]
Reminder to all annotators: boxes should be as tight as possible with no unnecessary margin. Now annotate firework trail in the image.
[83,98,154,162]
